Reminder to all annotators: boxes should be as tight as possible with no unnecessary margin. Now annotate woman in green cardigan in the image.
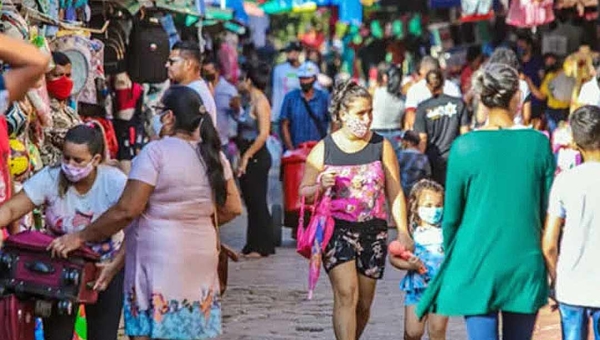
[415,63,556,339]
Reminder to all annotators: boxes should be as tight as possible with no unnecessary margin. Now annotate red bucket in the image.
[282,141,317,213]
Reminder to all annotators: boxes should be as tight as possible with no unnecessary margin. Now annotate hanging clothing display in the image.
[461,0,494,22]
[507,0,555,28]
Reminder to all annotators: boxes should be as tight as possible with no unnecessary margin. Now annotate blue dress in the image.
[399,226,444,305]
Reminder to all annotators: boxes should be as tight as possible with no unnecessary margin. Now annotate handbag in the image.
[300,98,327,140]
[213,206,238,296]
[296,188,334,259]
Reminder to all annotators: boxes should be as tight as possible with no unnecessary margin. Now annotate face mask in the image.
[46,76,74,101]
[345,115,370,138]
[152,113,165,136]
[61,161,94,183]
[300,81,315,93]
[418,207,443,226]
[203,73,217,82]
[516,47,527,58]
[545,64,559,73]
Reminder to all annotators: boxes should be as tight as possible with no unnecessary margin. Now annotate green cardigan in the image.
[416,130,556,318]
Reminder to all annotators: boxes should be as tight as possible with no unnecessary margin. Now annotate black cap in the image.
[283,41,303,52]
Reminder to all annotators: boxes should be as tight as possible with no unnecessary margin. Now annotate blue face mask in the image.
[418,207,443,226]
[152,114,164,137]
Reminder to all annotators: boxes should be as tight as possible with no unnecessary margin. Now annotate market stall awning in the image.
[204,0,249,23]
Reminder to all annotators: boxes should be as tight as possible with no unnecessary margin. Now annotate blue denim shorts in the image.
[559,303,600,340]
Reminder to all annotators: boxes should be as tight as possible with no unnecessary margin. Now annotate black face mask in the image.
[544,64,560,73]
[300,81,315,93]
[203,73,217,82]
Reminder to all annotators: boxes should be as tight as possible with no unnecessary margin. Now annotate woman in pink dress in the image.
[50,86,243,339]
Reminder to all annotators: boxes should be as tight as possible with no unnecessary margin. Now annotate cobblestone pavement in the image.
[118,155,568,340]
[215,160,567,340]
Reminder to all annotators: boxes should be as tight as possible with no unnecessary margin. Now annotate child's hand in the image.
[408,256,424,271]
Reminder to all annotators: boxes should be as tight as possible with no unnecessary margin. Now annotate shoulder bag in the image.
[301,98,327,140]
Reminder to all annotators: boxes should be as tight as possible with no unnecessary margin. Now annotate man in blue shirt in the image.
[280,61,330,150]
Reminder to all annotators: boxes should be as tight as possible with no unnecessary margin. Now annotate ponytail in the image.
[197,114,227,207]
[162,85,227,207]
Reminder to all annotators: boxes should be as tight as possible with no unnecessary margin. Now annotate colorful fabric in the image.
[40,99,81,166]
[325,161,387,223]
[0,116,12,205]
[507,0,555,28]
[124,137,233,339]
[124,290,221,339]
[400,226,444,299]
[323,222,388,279]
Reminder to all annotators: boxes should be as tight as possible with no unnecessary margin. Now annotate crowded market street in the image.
[152,162,564,340]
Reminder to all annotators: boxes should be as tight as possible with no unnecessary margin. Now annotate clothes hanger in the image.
[23,6,110,33]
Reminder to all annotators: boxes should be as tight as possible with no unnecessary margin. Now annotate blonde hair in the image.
[408,179,444,231]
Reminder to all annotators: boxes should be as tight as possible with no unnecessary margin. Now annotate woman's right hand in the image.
[319,170,337,190]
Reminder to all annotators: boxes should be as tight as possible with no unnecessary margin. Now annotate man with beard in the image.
[165,41,217,125]
[280,61,330,150]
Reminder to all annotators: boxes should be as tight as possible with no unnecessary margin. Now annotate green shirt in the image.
[416,129,555,318]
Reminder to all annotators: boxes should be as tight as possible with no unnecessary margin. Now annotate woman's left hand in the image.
[237,155,250,177]
[47,232,84,258]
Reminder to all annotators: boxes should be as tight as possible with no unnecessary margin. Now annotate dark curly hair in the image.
[329,80,372,122]
[408,179,444,231]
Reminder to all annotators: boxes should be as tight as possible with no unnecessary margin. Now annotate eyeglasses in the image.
[166,58,183,66]
[152,106,169,115]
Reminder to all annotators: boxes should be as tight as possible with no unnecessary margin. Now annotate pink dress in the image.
[123,136,232,339]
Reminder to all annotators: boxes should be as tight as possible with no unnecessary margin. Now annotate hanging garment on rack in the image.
[461,0,494,22]
[0,9,29,40]
[430,0,461,9]
[507,0,555,28]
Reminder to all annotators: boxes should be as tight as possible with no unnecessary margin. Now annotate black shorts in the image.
[323,219,388,280]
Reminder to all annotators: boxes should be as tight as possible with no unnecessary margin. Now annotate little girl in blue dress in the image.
[390,179,448,340]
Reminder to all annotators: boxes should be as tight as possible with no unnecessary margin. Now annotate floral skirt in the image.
[124,289,222,339]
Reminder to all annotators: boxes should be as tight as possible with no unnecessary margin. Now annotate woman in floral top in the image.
[41,51,81,166]
[300,80,409,340]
